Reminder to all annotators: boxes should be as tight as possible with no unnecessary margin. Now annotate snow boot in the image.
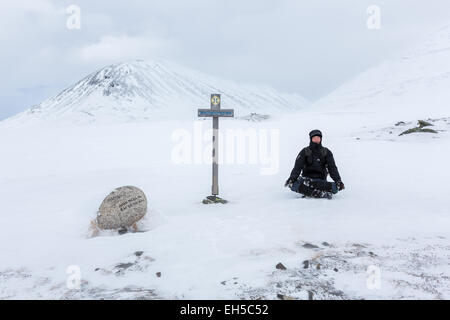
[311,189,333,199]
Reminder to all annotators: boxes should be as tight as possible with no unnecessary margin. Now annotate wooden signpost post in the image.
[198,94,234,204]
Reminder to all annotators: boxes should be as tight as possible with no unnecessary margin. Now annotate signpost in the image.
[198,94,234,204]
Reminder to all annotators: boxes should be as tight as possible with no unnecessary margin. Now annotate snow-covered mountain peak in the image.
[3,59,308,126]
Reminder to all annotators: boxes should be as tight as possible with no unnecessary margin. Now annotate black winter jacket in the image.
[289,142,342,182]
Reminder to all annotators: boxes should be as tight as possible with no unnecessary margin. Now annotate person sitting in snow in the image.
[285,130,345,199]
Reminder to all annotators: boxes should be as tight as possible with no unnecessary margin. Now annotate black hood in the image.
[309,129,322,140]
[309,130,323,150]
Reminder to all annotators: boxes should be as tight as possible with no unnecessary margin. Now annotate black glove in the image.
[336,181,345,191]
[285,178,297,188]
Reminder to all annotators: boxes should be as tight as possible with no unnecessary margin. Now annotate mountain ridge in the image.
[3,59,308,126]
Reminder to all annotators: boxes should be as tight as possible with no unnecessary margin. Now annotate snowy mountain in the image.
[3,60,308,126]
[313,24,450,119]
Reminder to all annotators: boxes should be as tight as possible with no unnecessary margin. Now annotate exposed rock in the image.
[115,262,135,270]
[202,196,228,204]
[97,186,147,230]
[276,263,287,270]
[418,120,433,128]
[399,120,438,136]
[395,121,406,126]
[156,272,162,278]
[303,260,310,269]
[277,294,295,300]
[134,251,144,257]
[303,243,319,249]
[399,127,438,136]
[421,128,439,133]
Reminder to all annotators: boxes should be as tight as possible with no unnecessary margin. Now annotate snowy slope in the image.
[2,60,307,126]
[312,24,450,119]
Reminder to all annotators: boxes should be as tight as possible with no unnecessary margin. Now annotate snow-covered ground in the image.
[0,108,449,299]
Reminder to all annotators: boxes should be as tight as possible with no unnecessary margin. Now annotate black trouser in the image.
[290,177,336,198]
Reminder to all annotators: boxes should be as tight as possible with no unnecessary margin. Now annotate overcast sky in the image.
[1,0,450,120]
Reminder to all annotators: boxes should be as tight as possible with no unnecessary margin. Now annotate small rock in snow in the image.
[276,263,287,270]
[115,262,135,270]
[418,120,433,128]
[303,243,319,249]
[277,294,295,300]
